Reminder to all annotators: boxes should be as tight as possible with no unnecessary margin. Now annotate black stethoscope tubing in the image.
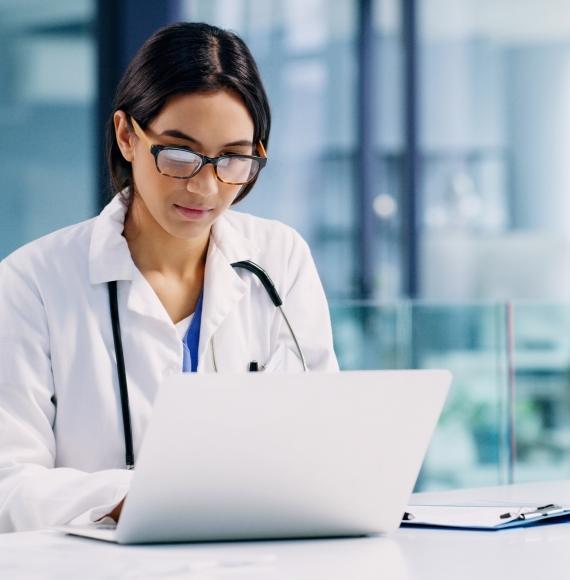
[108,260,306,469]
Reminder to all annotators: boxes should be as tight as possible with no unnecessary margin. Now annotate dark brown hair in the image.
[106,22,271,204]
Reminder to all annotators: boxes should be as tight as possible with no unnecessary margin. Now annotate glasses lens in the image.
[217,156,260,184]
[157,148,202,178]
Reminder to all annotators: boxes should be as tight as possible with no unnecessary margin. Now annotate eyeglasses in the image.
[130,117,267,185]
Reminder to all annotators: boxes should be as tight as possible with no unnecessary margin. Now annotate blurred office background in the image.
[2,0,570,490]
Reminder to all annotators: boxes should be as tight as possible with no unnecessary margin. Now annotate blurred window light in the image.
[373,193,397,219]
[0,0,95,258]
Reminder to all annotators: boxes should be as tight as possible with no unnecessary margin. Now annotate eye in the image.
[162,148,199,162]
[156,148,202,178]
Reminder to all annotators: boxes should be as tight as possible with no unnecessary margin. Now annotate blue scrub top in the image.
[181,291,204,373]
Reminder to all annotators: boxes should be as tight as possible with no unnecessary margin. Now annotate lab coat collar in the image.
[88,195,170,325]
[88,195,260,342]
[89,196,260,285]
[210,210,260,264]
[89,194,134,285]
[125,216,260,331]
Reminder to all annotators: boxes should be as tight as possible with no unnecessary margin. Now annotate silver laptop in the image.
[59,370,451,544]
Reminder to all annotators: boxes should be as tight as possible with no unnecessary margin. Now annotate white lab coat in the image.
[0,194,338,532]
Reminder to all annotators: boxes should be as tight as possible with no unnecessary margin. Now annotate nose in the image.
[186,163,218,196]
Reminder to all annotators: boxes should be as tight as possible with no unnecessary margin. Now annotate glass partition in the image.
[330,301,570,491]
[510,303,570,483]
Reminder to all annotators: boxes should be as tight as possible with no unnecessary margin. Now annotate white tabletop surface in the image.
[2,480,570,580]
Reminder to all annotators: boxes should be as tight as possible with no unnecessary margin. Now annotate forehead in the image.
[151,90,255,144]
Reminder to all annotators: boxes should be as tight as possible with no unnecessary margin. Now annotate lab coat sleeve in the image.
[0,257,132,533]
[277,231,339,372]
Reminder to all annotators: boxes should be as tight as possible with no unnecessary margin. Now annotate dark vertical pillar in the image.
[95,0,173,209]
[355,0,377,299]
[402,0,419,298]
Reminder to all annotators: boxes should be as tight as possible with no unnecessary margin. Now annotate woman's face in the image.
[114,90,255,241]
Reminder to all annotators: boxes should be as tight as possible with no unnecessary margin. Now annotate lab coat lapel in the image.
[125,268,173,324]
[197,213,259,371]
[89,194,172,326]
[198,245,246,369]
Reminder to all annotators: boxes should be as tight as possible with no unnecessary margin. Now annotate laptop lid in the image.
[113,369,450,544]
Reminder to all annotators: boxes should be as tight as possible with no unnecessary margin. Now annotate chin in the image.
[167,220,212,241]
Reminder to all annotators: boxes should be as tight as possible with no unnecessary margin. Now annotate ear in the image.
[114,110,135,162]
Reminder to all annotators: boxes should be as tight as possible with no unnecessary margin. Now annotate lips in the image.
[174,204,213,220]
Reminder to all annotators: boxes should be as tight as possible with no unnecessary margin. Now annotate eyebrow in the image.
[159,129,254,148]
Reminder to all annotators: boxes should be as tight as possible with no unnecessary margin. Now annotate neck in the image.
[123,194,209,281]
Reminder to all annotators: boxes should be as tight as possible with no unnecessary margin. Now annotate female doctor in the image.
[0,22,338,532]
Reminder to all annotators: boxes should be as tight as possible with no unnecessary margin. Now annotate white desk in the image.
[2,480,570,579]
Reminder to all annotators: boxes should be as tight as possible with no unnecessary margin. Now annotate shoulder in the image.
[1,217,95,285]
[222,209,310,259]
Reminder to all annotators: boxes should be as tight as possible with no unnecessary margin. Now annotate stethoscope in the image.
[107,259,307,469]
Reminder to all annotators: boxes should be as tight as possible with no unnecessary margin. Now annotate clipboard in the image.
[401,503,570,530]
